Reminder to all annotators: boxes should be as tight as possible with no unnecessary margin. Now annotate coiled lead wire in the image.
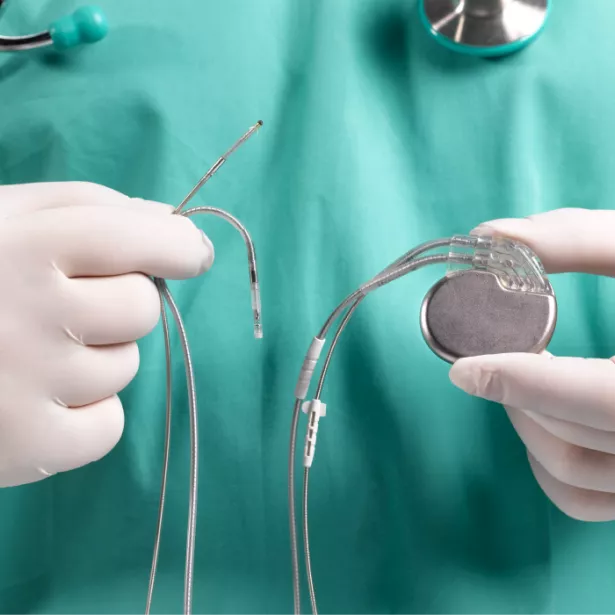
[290,247,471,614]
[145,122,263,615]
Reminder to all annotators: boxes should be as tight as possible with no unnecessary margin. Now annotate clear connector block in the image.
[447,235,550,295]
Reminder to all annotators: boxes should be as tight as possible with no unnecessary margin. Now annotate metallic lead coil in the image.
[145,121,263,615]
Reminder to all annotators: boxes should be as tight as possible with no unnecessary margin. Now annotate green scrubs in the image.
[1,1,614,612]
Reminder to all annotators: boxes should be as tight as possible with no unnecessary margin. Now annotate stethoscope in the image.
[0,0,550,58]
[0,1,107,52]
[1,0,549,57]
[420,0,549,57]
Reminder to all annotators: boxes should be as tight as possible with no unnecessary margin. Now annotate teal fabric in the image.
[1,1,615,613]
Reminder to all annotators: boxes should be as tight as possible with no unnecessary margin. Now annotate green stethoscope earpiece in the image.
[49,6,108,51]
[0,3,108,52]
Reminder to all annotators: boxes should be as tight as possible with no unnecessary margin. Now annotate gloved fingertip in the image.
[450,355,512,402]
[126,197,174,216]
[470,224,495,237]
[449,358,480,395]
[470,218,533,238]
[200,230,215,272]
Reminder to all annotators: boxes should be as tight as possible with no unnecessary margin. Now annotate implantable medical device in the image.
[0,1,107,51]
[420,0,549,57]
[288,234,557,615]
[146,122,263,615]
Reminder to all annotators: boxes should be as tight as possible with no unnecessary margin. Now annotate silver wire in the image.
[147,122,264,615]
[156,280,199,615]
[317,252,456,340]
[315,299,362,401]
[291,250,463,614]
[174,121,263,215]
[381,238,451,276]
[151,214,259,614]
[303,468,317,615]
[289,399,302,615]
[182,207,262,338]
[183,206,257,269]
[300,300,362,613]
[312,242,452,400]
[294,302,362,615]
[145,293,173,615]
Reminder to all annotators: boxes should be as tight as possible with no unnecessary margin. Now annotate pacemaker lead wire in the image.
[290,236,557,615]
[146,121,263,615]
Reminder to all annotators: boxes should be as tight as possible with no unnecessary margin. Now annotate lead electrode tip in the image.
[173,119,265,214]
[254,322,263,339]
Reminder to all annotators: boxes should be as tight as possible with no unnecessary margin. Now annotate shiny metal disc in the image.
[420,270,557,363]
[420,0,549,57]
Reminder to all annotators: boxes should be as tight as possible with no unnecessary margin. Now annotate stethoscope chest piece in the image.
[420,0,549,58]
[420,269,557,363]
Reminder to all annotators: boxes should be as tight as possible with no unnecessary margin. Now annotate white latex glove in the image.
[449,209,615,522]
[0,182,214,487]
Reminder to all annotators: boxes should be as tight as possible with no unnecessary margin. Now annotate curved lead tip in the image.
[254,323,263,339]
[251,282,262,339]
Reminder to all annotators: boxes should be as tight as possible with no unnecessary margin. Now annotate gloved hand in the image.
[0,182,214,487]
[450,209,615,522]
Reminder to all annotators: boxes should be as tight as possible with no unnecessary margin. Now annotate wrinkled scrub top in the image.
[0,1,614,613]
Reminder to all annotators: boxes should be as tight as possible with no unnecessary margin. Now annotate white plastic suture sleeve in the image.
[302,400,327,468]
[294,337,326,400]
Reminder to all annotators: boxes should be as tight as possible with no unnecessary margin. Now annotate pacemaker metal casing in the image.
[420,269,557,363]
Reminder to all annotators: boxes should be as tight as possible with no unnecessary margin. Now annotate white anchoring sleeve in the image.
[294,337,326,400]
